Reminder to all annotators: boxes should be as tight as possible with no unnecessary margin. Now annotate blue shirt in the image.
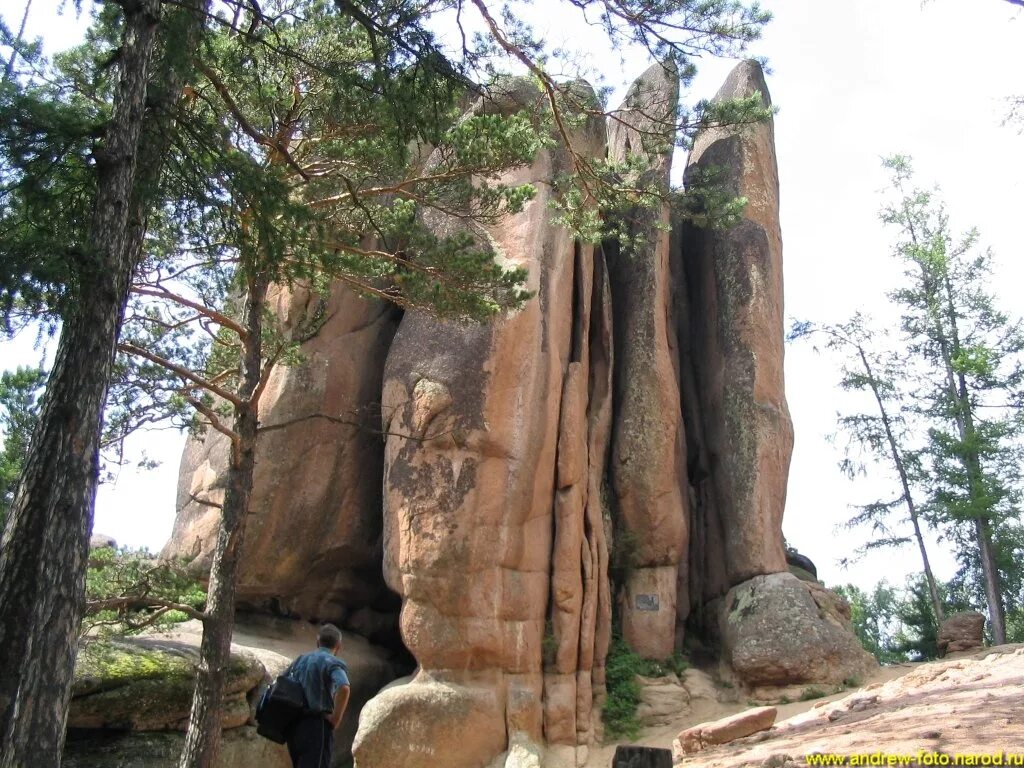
[287,647,350,715]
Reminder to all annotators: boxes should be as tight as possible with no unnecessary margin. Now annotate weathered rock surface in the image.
[361,78,612,766]
[89,533,117,549]
[353,677,507,768]
[64,727,289,768]
[163,281,402,623]
[68,637,263,732]
[937,611,986,656]
[678,59,793,606]
[670,646,1024,768]
[636,674,689,727]
[673,706,777,756]
[716,573,876,687]
[160,60,871,763]
[606,61,689,660]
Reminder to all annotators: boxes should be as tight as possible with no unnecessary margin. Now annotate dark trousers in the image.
[286,714,333,768]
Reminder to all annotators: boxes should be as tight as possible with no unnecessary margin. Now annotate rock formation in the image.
[937,611,986,656]
[149,59,873,768]
[605,61,689,662]
[164,281,403,628]
[64,635,288,768]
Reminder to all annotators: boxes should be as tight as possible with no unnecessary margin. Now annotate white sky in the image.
[1,0,1022,592]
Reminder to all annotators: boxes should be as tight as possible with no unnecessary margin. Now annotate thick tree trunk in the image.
[0,2,161,764]
[178,275,268,768]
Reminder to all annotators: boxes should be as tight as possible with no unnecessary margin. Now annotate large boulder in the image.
[716,572,876,687]
[68,638,263,731]
[672,706,777,756]
[162,281,402,623]
[677,59,793,608]
[353,678,507,768]
[938,611,986,656]
[64,728,289,768]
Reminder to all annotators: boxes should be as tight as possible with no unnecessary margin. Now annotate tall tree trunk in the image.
[3,0,32,81]
[940,272,1006,645]
[901,199,1006,646]
[0,2,161,764]
[856,346,945,625]
[178,274,268,768]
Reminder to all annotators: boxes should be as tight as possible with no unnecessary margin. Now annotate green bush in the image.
[602,638,691,741]
[602,637,644,740]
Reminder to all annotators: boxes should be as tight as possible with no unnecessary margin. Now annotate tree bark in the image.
[178,274,268,768]
[0,2,161,764]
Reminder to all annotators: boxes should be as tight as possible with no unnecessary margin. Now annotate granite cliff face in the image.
[161,60,871,767]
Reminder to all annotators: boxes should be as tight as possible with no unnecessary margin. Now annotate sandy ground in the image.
[587,645,1024,767]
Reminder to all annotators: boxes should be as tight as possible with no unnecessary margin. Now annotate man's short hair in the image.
[317,623,342,649]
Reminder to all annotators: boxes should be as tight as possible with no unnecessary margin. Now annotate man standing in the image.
[286,623,351,768]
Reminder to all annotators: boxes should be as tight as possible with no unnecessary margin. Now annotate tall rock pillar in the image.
[677,60,793,609]
[354,80,611,768]
[605,62,689,660]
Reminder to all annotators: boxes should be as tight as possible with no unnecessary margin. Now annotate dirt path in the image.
[588,646,1024,766]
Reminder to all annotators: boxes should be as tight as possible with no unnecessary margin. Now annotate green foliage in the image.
[541,618,558,670]
[601,636,690,741]
[83,546,206,637]
[835,576,942,664]
[880,156,1024,637]
[0,365,45,526]
[602,637,645,741]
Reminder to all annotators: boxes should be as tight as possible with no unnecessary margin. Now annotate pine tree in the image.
[791,314,946,627]
[881,155,1024,645]
[0,366,45,528]
[0,1,207,763]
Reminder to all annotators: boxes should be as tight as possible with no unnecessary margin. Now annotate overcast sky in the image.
[2,0,1022,592]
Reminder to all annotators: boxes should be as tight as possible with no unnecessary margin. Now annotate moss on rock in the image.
[69,638,264,731]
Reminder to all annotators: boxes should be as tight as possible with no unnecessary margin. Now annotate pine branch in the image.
[118,342,244,408]
[131,285,249,341]
[85,596,207,623]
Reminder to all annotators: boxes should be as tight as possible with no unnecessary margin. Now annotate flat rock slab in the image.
[673,706,777,756]
[613,745,673,768]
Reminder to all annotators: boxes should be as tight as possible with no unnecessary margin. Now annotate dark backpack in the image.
[255,673,307,743]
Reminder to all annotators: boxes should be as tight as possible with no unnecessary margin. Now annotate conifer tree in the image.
[792,314,946,627]
[881,155,1024,645]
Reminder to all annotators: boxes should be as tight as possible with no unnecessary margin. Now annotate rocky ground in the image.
[587,645,1024,767]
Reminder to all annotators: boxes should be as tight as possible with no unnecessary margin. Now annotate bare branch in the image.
[131,285,249,340]
[119,342,244,407]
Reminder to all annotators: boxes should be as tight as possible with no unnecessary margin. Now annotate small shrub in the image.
[602,637,644,740]
[778,695,791,705]
[842,675,862,689]
[799,687,827,701]
[601,640,694,740]
[667,651,689,677]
